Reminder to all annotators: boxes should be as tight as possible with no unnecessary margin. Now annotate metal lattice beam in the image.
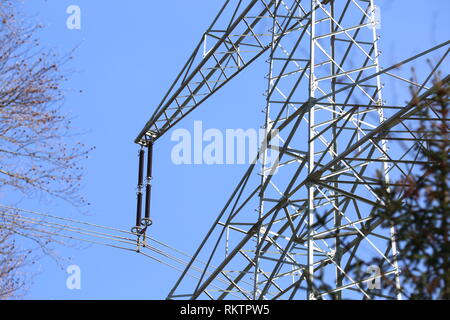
[134,0,450,300]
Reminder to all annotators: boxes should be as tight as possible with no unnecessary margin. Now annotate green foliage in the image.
[312,75,449,300]
[375,76,450,299]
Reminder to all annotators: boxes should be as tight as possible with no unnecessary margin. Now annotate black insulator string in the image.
[144,142,153,224]
[136,148,145,228]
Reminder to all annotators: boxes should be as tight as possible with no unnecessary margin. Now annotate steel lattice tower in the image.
[134,0,450,300]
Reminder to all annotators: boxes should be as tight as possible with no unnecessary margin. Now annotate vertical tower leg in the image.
[369,0,402,300]
[307,0,317,300]
[255,0,280,300]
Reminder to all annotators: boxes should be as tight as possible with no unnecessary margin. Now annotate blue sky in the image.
[10,0,450,299]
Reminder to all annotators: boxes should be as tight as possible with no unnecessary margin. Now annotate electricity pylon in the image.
[134,0,450,300]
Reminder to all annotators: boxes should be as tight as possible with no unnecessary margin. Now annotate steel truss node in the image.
[135,0,450,300]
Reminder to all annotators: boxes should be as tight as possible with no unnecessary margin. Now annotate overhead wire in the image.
[0,204,138,236]
[0,210,137,245]
[0,205,254,296]
[0,207,215,274]
[0,205,217,272]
